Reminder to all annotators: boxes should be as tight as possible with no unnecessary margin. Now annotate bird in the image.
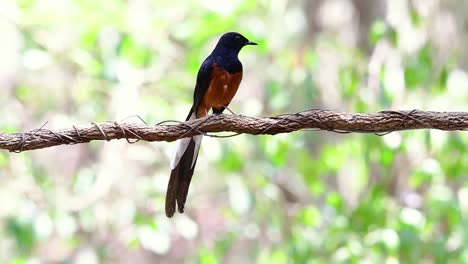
[166,32,257,217]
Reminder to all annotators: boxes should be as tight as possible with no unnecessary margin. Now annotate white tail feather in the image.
[191,135,203,168]
[169,112,203,170]
[170,137,191,169]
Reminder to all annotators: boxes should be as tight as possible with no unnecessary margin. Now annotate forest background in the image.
[1,0,467,263]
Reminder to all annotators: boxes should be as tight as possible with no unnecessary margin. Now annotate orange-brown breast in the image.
[197,64,243,118]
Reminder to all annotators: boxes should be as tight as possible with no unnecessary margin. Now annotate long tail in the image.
[165,109,202,217]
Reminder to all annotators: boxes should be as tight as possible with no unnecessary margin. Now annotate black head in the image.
[213,32,257,53]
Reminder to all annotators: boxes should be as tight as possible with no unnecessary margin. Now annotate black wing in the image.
[191,57,215,118]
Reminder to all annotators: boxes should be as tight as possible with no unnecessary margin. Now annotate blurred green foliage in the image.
[1,0,468,263]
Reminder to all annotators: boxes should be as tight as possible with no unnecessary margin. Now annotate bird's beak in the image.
[246,40,258,46]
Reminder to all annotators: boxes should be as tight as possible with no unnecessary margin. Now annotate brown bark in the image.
[1,109,467,152]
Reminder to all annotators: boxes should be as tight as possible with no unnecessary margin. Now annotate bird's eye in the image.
[235,35,241,39]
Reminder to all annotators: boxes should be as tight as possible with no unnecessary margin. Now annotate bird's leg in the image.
[224,105,237,115]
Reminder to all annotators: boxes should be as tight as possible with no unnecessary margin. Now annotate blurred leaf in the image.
[297,150,322,195]
[380,148,394,167]
[71,49,103,75]
[264,137,290,167]
[339,66,360,98]
[327,192,344,211]
[133,213,157,230]
[404,45,433,89]
[305,51,318,69]
[6,217,36,255]
[119,36,152,67]
[409,170,432,188]
[388,27,399,46]
[7,258,27,264]
[369,20,387,45]
[410,9,422,27]
[199,248,218,264]
[127,236,140,250]
[220,148,244,172]
[296,206,320,227]
[436,65,449,91]
[270,249,288,264]
[267,80,290,110]
[319,144,347,172]
[0,152,6,167]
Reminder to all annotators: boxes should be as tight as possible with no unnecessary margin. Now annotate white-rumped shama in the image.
[166,32,257,217]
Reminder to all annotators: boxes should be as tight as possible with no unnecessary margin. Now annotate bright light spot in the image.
[20,201,36,221]
[98,26,121,54]
[386,257,399,264]
[175,215,198,240]
[446,232,462,252]
[34,213,53,240]
[420,158,441,176]
[75,248,98,264]
[291,67,307,85]
[263,184,280,200]
[55,212,77,238]
[364,229,380,245]
[319,0,354,28]
[383,132,402,149]
[381,228,399,249]
[116,61,144,85]
[0,1,20,21]
[241,98,263,116]
[115,198,136,227]
[0,17,21,75]
[399,26,427,54]
[199,0,241,14]
[387,0,427,53]
[406,136,425,161]
[228,176,251,214]
[383,60,405,96]
[138,225,171,255]
[386,0,409,28]
[26,259,40,264]
[74,168,95,194]
[203,137,222,163]
[431,185,453,202]
[284,7,306,35]
[412,0,440,18]
[348,239,362,256]
[400,207,425,228]
[430,130,448,151]
[94,203,109,227]
[458,188,468,219]
[153,172,170,193]
[333,247,350,262]
[447,69,468,98]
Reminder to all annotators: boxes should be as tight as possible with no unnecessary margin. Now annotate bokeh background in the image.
[1,0,468,263]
